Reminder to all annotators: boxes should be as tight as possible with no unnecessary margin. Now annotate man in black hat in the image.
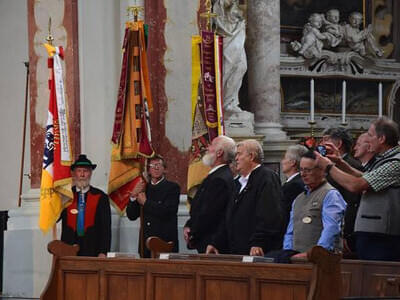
[60,154,111,257]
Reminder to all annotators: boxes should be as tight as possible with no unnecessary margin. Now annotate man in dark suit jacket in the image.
[126,155,180,258]
[281,144,308,227]
[184,135,236,253]
[321,127,362,253]
[207,139,284,256]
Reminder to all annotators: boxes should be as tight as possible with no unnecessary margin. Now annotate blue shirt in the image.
[283,187,347,251]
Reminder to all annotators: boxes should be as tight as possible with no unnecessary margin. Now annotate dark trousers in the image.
[355,233,400,261]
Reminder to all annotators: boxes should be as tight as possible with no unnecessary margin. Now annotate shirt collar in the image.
[151,176,165,185]
[286,172,299,183]
[238,164,261,191]
[76,186,90,193]
[377,146,400,159]
[209,163,226,175]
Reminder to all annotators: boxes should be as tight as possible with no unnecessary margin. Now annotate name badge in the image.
[302,216,312,224]
[70,209,78,215]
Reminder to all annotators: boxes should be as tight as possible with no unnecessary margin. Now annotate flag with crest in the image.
[108,20,154,213]
[39,44,73,233]
[187,30,224,201]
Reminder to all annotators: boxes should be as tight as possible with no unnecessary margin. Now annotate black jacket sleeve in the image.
[250,170,284,251]
[126,198,141,221]
[189,177,231,238]
[96,193,111,255]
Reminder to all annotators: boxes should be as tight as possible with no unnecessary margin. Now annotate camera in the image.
[316,145,327,156]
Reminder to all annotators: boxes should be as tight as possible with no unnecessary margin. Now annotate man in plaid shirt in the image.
[315,117,400,261]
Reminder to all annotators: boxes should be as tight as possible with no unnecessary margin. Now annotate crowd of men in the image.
[59,117,400,262]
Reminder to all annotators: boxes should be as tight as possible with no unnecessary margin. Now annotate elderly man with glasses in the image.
[282,150,346,258]
[127,154,180,258]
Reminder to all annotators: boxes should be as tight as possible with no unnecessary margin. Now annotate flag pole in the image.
[17,61,30,207]
[45,17,58,240]
[127,5,145,257]
[200,0,217,31]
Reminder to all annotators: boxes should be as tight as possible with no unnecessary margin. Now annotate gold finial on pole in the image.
[45,17,54,45]
[200,0,218,31]
[127,6,144,22]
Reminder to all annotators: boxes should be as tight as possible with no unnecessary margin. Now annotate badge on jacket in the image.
[302,216,312,224]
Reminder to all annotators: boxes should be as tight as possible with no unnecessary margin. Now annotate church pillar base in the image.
[255,121,288,142]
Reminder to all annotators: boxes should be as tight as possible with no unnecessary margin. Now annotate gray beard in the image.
[202,152,216,167]
[75,179,90,190]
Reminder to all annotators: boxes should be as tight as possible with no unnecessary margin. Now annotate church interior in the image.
[0,0,399,299]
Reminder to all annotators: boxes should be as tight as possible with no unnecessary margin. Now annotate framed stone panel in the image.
[280,77,391,115]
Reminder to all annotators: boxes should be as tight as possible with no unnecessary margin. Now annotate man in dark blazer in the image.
[207,139,284,256]
[184,135,236,253]
[281,144,308,227]
[126,155,180,258]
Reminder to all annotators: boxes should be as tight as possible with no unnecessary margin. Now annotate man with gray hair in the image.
[281,144,308,226]
[184,135,236,253]
[207,139,284,256]
[317,117,400,260]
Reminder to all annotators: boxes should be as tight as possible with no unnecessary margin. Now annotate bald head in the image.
[203,135,236,167]
[214,135,236,163]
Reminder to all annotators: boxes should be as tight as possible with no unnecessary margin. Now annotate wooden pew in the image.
[41,241,341,300]
[341,259,400,298]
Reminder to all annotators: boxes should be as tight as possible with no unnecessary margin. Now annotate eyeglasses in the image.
[299,166,319,174]
[149,163,163,169]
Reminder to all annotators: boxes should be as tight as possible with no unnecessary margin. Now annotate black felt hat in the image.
[71,154,97,170]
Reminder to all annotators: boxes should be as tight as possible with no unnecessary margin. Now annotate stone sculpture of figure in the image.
[213,0,247,113]
[322,9,343,48]
[291,13,328,59]
[343,12,383,57]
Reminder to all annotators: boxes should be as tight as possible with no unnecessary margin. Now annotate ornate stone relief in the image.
[290,9,384,74]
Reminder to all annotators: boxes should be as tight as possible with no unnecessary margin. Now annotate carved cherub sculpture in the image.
[291,13,328,59]
[343,12,383,57]
[322,9,343,48]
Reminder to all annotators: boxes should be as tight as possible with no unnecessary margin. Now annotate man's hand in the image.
[314,151,333,171]
[98,253,106,258]
[130,178,146,198]
[136,192,146,205]
[250,246,264,256]
[292,252,307,259]
[183,226,191,243]
[322,141,342,164]
[206,245,219,254]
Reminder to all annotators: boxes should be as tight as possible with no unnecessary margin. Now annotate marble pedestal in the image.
[224,110,255,137]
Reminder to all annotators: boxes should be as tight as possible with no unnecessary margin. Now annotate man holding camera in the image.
[320,127,362,254]
[316,117,400,261]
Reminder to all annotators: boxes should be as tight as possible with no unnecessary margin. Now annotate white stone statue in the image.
[213,0,247,113]
[322,9,343,48]
[343,12,383,58]
[291,13,327,59]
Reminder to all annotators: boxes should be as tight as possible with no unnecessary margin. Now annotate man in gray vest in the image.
[316,117,400,261]
[283,150,346,258]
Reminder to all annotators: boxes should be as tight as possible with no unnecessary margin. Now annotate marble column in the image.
[247,0,287,141]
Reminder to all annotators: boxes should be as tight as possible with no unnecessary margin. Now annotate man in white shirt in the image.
[207,139,284,256]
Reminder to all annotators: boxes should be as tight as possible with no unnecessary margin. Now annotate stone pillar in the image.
[247,0,286,141]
